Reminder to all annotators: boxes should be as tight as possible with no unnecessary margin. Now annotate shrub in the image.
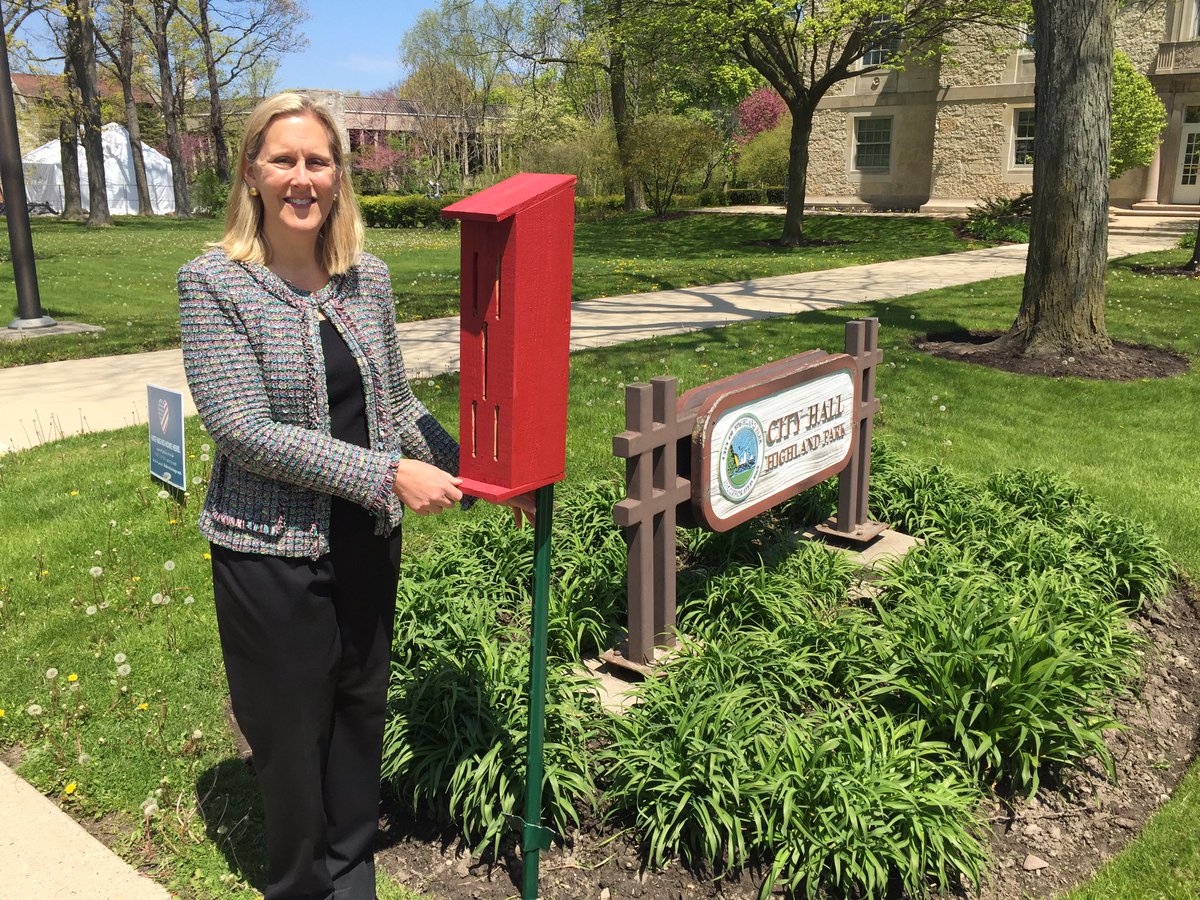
[627,113,724,217]
[964,192,1032,242]
[736,120,791,187]
[190,168,229,217]
[870,556,1140,795]
[726,187,766,205]
[1177,227,1197,250]
[358,194,463,229]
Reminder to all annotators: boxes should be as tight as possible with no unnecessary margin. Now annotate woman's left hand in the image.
[503,492,537,529]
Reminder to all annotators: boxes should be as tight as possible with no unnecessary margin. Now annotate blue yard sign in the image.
[147,384,186,491]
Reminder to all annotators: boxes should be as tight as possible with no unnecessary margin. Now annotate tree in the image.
[734,85,786,145]
[627,112,721,215]
[66,0,111,224]
[1003,0,1116,356]
[1110,50,1165,179]
[176,0,309,183]
[634,0,1027,244]
[94,0,153,215]
[135,0,190,216]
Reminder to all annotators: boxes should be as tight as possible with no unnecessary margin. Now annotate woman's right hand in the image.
[392,459,463,515]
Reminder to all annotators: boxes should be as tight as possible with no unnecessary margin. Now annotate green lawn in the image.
[0,213,980,368]
[0,241,1197,898]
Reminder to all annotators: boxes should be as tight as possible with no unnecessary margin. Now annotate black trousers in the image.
[210,512,402,900]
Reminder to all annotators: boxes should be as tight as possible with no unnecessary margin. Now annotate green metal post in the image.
[521,483,555,899]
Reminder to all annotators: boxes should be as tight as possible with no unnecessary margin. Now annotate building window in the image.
[1020,21,1035,50]
[1012,109,1035,167]
[854,117,893,171]
[861,16,901,67]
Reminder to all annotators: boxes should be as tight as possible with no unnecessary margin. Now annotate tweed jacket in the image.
[178,248,460,558]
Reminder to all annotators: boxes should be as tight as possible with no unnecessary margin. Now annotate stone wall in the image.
[928,101,1028,202]
[804,9,1173,209]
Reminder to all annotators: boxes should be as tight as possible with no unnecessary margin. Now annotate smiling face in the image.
[244,112,340,257]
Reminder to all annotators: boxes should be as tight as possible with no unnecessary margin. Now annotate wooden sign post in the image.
[612,318,885,669]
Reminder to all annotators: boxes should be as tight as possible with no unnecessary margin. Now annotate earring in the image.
[248,186,259,197]
[333,191,339,202]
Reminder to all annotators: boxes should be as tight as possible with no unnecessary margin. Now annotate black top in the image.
[320,317,376,535]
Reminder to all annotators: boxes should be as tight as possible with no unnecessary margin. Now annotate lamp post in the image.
[0,0,55,330]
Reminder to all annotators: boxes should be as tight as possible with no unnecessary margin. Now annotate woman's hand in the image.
[503,492,538,529]
[392,459,463,515]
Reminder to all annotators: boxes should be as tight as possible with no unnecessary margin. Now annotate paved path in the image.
[0,229,1178,898]
[0,233,1172,455]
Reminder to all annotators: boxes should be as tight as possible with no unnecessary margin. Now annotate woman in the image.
[178,92,529,900]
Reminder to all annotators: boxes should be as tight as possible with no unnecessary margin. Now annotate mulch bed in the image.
[1127,264,1199,279]
[915,330,1191,381]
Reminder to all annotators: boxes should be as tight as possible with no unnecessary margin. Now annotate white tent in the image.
[22,122,175,215]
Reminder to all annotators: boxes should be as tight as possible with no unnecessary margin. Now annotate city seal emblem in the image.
[718,413,764,503]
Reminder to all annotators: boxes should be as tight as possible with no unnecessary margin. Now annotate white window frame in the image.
[860,16,901,68]
[1010,107,1036,170]
[853,115,893,173]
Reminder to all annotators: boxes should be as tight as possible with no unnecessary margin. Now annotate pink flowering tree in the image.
[734,87,787,146]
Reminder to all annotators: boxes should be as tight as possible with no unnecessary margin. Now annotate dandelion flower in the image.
[939,405,947,412]
[117,664,131,677]
[137,702,149,711]
[86,605,98,615]
[67,673,78,683]
[200,443,210,452]
[203,552,211,561]
[157,490,170,500]
[64,783,77,795]
[0,709,5,718]
[45,668,58,680]
[27,704,43,716]
[69,490,79,497]
[89,567,103,578]
[163,561,176,572]
[114,653,126,664]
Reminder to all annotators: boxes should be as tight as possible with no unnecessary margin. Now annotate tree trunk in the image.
[66,0,112,226]
[1188,217,1200,271]
[1010,0,1115,356]
[147,0,190,217]
[780,106,813,246]
[59,117,85,220]
[195,0,230,181]
[608,5,642,212]
[117,0,153,214]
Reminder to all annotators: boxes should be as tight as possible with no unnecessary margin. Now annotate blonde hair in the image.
[220,92,364,274]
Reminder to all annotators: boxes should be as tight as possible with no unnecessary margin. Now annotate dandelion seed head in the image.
[117,664,131,677]
[86,606,97,616]
[163,561,176,572]
[157,490,169,500]
[27,704,43,716]
[89,567,103,577]
[183,595,195,605]
[45,668,58,680]
[113,652,126,664]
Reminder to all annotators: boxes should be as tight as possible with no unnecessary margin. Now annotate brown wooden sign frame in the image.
[610,317,885,669]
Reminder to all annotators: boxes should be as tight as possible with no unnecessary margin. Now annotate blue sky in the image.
[273,0,433,94]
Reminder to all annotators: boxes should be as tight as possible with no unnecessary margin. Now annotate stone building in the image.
[805,2,1199,212]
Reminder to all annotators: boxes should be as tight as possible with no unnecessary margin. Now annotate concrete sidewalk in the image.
[0,232,1172,455]
[0,230,1179,899]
